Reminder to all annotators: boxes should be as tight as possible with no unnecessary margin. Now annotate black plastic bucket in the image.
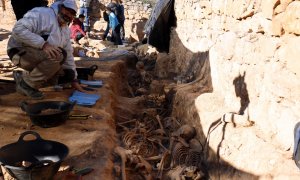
[76,65,98,80]
[20,101,76,128]
[0,131,69,180]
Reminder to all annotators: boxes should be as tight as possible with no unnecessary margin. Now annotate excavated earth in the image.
[0,58,130,180]
[0,23,138,179]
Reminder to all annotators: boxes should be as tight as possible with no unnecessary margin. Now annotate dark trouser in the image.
[120,20,125,40]
[103,22,110,40]
[11,0,47,20]
[111,24,123,45]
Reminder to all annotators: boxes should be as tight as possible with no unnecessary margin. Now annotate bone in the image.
[156,151,170,180]
[189,138,203,151]
[114,146,133,180]
[166,166,185,180]
[149,138,169,152]
[171,142,189,168]
[181,166,204,180]
[137,155,153,175]
[151,129,166,136]
[118,119,138,126]
[186,150,202,167]
[145,154,163,161]
[117,123,129,131]
[155,115,166,134]
[173,124,196,142]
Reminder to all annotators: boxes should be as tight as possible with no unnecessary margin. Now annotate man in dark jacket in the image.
[11,0,48,20]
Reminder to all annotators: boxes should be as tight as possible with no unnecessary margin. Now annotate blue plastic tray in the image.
[69,91,101,106]
[80,80,103,88]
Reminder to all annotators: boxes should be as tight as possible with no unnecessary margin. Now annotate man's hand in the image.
[42,42,63,60]
[71,81,91,93]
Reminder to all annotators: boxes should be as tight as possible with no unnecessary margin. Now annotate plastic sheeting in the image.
[144,0,175,52]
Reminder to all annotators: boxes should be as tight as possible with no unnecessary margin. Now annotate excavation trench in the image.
[112,53,208,180]
[0,49,258,180]
[111,49,260,180]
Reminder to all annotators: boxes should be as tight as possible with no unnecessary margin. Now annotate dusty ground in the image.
[0,23,133,179]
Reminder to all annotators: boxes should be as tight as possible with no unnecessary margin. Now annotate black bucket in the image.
[76,65,98,80]
[20,101,76,128]
[0,131,69,180]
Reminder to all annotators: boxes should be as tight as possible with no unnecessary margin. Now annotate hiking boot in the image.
[13,70,23,85]
[16,79,44,99]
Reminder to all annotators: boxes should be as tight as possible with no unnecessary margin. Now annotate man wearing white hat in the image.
[7,0,86,99]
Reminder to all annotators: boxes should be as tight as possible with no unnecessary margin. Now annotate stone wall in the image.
[161,0,300,177]
[80,0,153,41]
[93,0,152,41]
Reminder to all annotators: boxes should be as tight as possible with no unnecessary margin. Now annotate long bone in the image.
[156,151,170,179]
[135,155,153,180]
[155,115,166,134]
[114,146,133,180]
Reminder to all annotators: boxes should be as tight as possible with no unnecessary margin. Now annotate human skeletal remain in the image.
[155,115,166,134]
[114,146,133,180]
[172,125,196,142]
[163,117,182,134]
[189,138,203,151]
[180,166,204,180]
[156,151,170,179]
[134,155,153,180]
[186,150,202,168]
[122,129,159,157]
[166,166,185,180]
[171,142,189,168]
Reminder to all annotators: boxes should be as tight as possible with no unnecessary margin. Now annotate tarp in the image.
[144,0,172,35]
[144,0,175,52]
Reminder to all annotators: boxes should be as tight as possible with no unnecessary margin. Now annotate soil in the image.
[1,16,300,180]
[0,23,123,180]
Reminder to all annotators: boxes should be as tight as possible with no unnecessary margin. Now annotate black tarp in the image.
[144,0,176,52]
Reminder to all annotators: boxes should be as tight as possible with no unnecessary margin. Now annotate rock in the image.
[258,36,280,59]
[261,0,279,19]
[274,4,286,15]
[134,14,142,20]
[127,10,135,15]
[282,1,300,35]
[278,35,300,79]
[211,0,225,14]
[216,32,237,60]
[272,13,285,36]
[93,21,107,31]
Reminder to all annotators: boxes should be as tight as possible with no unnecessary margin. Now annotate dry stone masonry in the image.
[88,0,152,41]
